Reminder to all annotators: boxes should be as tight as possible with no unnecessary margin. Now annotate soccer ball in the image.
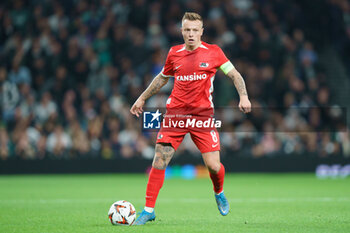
[108,200,136,226]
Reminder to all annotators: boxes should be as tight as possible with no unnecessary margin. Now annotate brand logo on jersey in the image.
[176,73,207,81]
[143,109,162,129]
[199,62,209,67]
[175,65,182,70]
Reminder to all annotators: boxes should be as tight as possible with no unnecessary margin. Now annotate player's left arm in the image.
[221,62,251,113]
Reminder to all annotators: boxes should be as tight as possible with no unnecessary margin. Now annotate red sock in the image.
[209,163,225,193]
[145,167,165,208]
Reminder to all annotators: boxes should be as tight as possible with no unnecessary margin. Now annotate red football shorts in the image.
[156,128,220,153]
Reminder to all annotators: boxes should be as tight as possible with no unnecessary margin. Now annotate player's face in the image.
[181,19,203,50]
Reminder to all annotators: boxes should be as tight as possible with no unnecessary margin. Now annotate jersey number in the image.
[210,130,218,143]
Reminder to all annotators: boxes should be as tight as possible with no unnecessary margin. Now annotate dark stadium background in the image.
[0,0,349,174]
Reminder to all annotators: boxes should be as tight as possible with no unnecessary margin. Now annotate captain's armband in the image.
[219,61,235,75]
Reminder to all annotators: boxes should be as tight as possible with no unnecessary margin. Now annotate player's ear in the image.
[200,21,204,35]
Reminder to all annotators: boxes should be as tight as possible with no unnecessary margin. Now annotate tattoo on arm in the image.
[153,143,175,169]
[141,74,169,100]
[227,69,248,97]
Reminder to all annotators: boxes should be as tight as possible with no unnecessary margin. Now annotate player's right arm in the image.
[130,73,170,117]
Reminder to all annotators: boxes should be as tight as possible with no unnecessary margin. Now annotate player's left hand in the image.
[238,96,251,114]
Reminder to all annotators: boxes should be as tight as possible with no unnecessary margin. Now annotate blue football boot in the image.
[215,192,230,216]
[133,210,156,225]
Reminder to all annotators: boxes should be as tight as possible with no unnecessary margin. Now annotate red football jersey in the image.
[161,42,229,116]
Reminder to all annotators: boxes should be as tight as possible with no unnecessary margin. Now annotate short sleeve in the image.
[215,46,229,68]
[161,48,174,77]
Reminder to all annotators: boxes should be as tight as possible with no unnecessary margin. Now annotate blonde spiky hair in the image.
[182,12,203,27]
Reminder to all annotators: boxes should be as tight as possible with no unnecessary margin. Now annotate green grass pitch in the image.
[0,173,349,233]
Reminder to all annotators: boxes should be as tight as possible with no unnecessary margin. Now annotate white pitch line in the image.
[161,197,350,203]
[0,197,349,204]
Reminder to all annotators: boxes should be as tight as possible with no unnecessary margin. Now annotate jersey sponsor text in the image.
[176,73,207,81]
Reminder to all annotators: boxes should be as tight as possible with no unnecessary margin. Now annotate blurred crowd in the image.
[0,0,349,160]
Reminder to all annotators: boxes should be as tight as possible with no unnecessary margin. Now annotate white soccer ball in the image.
[108,200,136,226]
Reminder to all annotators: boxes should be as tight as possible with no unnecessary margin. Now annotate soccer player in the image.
[130,12,251,225]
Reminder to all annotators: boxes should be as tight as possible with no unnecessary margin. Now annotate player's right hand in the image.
[130,97,145,117]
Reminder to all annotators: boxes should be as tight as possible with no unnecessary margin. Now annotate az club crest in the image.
[199,62,209,67]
